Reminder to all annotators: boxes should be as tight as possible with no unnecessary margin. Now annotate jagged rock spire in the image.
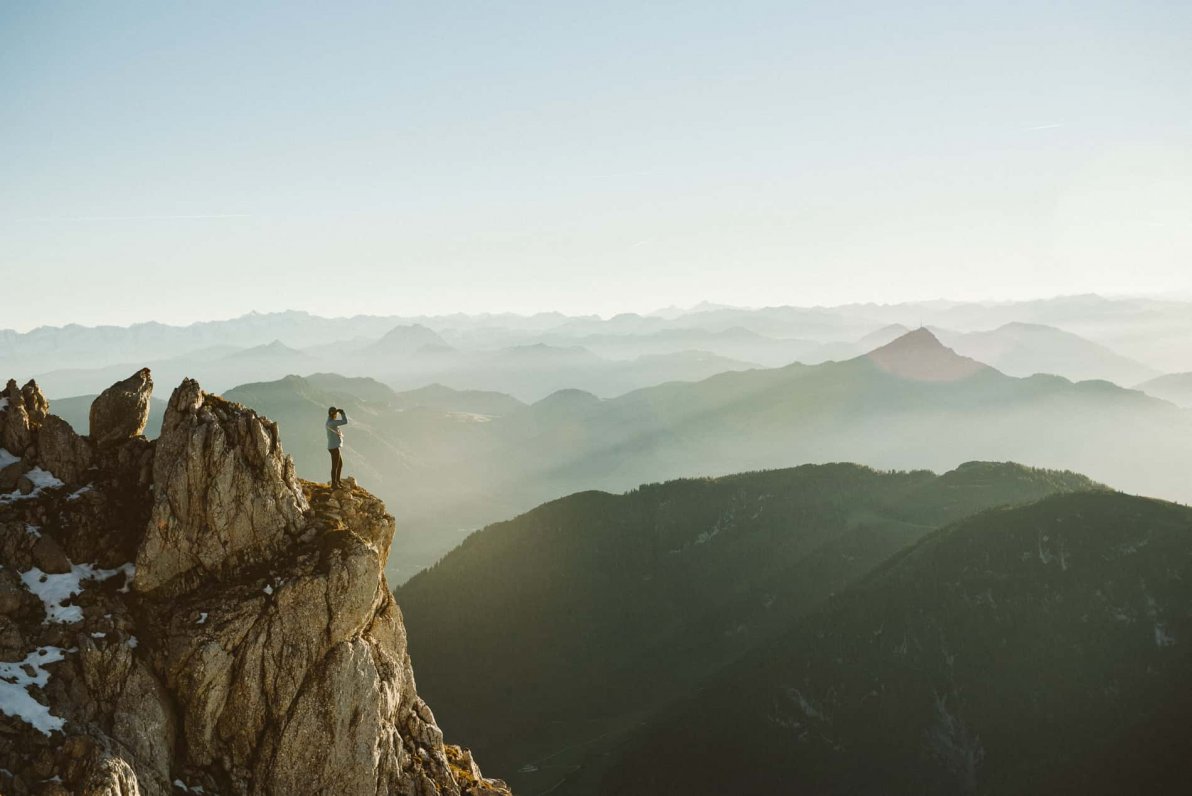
[1,379,48,455]
[134,378,308,594]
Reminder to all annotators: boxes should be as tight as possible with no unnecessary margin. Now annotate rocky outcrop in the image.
[0,372,511,796]
[135,378,308,595]
[89,368,152,447]
[2,379,48,455]
[37,415,94,485]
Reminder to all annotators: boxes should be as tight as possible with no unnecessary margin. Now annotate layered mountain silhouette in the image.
[16,297,1191,401]
[936,322,1158,385]
[391,383,526,416]
[1136,371,1192,408]
[223,328,1192,578]
[364,324,456,357]
[397,462,1102,793]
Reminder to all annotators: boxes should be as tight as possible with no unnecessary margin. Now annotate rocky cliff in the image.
[0,373,511,796]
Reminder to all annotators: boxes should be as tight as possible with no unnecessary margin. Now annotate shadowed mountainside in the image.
[397,462,1102,794]
[603,491,1192,795]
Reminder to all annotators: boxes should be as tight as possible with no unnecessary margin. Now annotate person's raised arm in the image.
[331,409,349,426]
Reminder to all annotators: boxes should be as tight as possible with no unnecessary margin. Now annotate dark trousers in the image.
[329,447,343,486]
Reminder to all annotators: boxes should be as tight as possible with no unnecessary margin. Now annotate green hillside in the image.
[396,462,1101,792]
[604,491,1192,795]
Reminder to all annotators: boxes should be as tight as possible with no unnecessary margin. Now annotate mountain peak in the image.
[226,339,309,359]
[367,324,454,356]
[865,327,989,382]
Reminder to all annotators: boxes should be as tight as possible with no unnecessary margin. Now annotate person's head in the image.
[328,406,337,419]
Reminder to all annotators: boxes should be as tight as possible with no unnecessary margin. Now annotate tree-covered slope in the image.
[397,462,1101,792]
[603,491,1192,796]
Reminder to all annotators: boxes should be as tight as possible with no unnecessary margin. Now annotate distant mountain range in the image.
[32,333,761,402]
[213,328,1192,581]
[10,296,1192,399]
[397,466,1191,794]
[935,322,1158,385]
[1136,372,1192,408]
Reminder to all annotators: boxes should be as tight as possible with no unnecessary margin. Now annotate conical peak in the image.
[865,327,988,382]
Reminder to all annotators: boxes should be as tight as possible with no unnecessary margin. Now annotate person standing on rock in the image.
[326,406,349,488]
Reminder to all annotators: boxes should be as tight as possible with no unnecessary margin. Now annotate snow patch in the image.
[20,562,136,624]
[1,466,65,504]
[263,584,274,596]
[197,612,208,625]
[25,467,64,490]
[67,485,93,501]
[0,646,68,735]
[0,447,19,469]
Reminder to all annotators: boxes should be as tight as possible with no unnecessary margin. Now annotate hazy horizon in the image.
[5,289,1192,335]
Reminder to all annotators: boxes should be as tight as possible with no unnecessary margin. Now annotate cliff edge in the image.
[0,372,511,795]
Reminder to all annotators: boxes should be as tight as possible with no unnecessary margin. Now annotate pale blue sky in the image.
[2,1,1190,330]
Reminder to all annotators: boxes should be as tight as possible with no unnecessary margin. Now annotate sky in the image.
[2,1,1190,331]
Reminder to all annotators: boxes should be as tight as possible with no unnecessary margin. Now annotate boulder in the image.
[0,459,28,491]
[31,534,72,574]
[37,415,94,485]
[88,369,153,448]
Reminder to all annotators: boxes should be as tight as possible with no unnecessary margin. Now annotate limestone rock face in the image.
[88,368,153,447]
[0,373,511,796]
[134,378,309,594]
[2,378,47,454]
[37,414,95,485]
